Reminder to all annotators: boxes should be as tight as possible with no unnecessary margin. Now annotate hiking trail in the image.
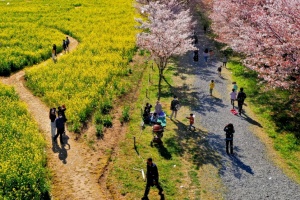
[0,36,127,200]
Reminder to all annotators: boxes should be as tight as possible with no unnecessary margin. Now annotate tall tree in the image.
[210,0,300,91]
[136,0,196,99]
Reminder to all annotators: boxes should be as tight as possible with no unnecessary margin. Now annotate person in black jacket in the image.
[224,123,235,154]
[237,88,247,115]
[54,113,65,144]
[142,158,164,200]
[170,95,180,119]
[143,103,152,124]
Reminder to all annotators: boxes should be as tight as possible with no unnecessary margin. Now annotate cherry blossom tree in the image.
[136,0,196,99]
[209,0,300,91]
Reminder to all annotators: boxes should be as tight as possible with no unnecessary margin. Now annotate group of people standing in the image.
[51,36,70,63]
[49,105,67,144]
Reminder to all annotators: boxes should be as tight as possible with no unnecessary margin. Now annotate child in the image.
[232,82,238,92]
[222,56,228,68]
[186,113,195,131]
[230,89,237,109]
[209,80,215,96]
[217,66,222,77]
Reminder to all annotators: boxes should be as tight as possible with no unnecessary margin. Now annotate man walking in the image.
[54,113,65,144]
[224,123,235,154]
[142,158,164,200]
[170,95,180,119]
[237,87,247,115]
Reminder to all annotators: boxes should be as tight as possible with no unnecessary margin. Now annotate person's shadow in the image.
[51,134,70,164]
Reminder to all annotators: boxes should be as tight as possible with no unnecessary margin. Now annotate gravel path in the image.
[179,30,300,199]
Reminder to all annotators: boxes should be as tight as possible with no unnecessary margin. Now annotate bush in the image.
[103,115,113,128]
[120,106,130,123]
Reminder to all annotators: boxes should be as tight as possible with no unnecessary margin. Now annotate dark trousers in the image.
[226,139,233,154]
[231,99,235,109]
[54,127,65,143]
[144,181,163,197]
[238,101,244,114]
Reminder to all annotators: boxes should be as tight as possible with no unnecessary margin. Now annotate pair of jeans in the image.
[50,121,56,137]
[226,139,233,154]
[170,110,177,119]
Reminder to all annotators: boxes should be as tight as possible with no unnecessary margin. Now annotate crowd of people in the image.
[52,36,70,63]
[49,105,67,144]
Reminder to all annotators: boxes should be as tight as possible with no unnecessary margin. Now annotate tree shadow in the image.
[164,119,222,169]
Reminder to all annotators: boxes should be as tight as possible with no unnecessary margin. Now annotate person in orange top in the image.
[186,113,195,131]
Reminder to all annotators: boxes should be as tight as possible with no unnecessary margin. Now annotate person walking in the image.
[237,88,247,115]
[54,113,65,144]
[217,66,222,77]
[224,123,235,154]
[62,39,67,53]
[65,36,70,52]
[203,48,209,64]
[142,158,164,200]
[230,89,237,109]
[186,113,195,131]
[222,55,228,68]
[170,95,180,119]
[49,108,57,138]
[52,44,57,63]
[209,80,215,96]
[232,82,238,93]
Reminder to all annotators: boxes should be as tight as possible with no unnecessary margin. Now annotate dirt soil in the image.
[0,37,133,200]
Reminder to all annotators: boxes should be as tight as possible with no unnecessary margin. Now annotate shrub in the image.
[120,106,130,123]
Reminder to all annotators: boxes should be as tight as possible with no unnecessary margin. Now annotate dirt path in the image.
[0,36,127,199]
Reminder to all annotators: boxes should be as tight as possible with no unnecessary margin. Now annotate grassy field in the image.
[0,0,141,132]
[227,61,300,183]
[107,57,224,199]
[0,83,49,199]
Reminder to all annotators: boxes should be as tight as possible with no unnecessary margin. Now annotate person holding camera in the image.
[142,158,164,200]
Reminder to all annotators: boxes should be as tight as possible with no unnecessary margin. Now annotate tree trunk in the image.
[158,67,163,100]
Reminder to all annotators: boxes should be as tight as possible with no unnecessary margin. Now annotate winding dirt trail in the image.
[0,36,126,199]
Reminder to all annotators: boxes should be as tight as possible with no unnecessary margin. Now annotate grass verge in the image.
[226,61,300,183]
[107,55,224,199]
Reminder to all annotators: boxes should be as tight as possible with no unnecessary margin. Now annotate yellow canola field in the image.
[19,0,139,132]
[0,83,49,199]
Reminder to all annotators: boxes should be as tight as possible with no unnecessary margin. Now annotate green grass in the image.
[227,61,300,180]
[107,58,224,199]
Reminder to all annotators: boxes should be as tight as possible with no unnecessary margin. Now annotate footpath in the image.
[179,28,300,199]
[0,37,111,200]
